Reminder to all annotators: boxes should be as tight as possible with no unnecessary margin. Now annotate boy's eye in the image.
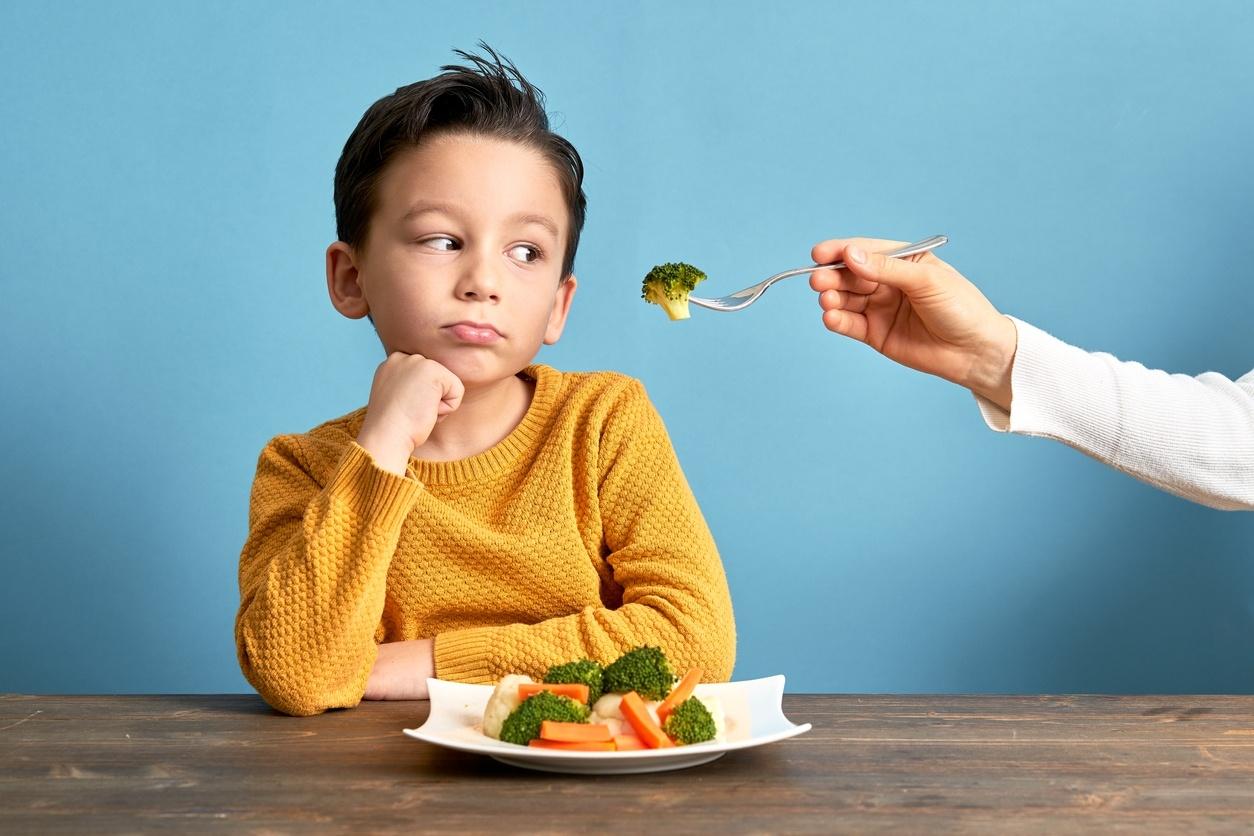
[509,244,541,263]
[421,236,459,251]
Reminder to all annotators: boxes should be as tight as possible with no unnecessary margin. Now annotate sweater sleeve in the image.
[434,380,737,684]
[235,438,423,715]
[974,317,1254,511]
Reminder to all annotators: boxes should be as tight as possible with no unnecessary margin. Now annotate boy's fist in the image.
[356,353,465,475]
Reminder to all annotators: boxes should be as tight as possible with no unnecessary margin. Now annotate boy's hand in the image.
[809,238,1019,410]
[356,353,465,475]
[363,639,434,701]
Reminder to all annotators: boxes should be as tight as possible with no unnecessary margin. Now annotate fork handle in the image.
[809,234,949,276]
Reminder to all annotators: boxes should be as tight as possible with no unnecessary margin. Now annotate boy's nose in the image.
[456,260,502,302]
[460,285,500,302]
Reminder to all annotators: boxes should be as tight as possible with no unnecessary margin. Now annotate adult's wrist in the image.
[965,315,1018,411]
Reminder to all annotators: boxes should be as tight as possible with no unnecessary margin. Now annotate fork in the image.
[688,235,949,312]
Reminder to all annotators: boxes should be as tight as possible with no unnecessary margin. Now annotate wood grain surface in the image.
[3,693,1254,833]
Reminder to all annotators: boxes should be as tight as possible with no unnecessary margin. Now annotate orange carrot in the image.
[518,682,589,703]
[620,691,674,748]
[656,668,703,723]
[539,721,613,743]
[612,734,646,751]
[528,739,616,751]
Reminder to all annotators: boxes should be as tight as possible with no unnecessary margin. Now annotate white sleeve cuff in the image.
[971,317,1254,510]
[973,316,1124,462]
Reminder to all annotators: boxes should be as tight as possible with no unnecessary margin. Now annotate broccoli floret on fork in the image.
[642,262,707,321]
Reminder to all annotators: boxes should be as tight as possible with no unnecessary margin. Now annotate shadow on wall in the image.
[961,473,1254,695]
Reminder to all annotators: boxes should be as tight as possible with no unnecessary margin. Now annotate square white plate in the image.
[403,674,811,774]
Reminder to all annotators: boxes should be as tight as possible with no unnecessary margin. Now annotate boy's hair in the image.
[334,44,587,280]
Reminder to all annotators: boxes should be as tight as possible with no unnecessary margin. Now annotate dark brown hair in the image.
[333,44,587,279]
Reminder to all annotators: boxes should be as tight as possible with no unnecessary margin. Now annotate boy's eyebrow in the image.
[400,200,462,222]
[401,200,559,240]
[508,212,560,240]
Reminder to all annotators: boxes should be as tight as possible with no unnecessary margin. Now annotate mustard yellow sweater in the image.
[235,364,736,716]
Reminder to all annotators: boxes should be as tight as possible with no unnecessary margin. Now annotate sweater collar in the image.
[402,363,561,486]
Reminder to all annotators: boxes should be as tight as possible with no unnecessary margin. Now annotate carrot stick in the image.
[612,735,646,751]
[539,721,613,743]
[518,682,589,703]
[657,668,703,723]
[620,691,674,748]
[528,739,616,751]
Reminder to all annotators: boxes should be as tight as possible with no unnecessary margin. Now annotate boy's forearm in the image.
[433,584,736,686]
[237,440,422,715]
[363,639,435,700]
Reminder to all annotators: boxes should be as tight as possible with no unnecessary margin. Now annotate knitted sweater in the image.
[236,364,736,716]
[975,318,1254,510]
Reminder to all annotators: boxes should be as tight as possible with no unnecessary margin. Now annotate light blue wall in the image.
[2,1,1251,695]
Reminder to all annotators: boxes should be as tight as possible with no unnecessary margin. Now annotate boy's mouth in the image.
[444,321,504,345]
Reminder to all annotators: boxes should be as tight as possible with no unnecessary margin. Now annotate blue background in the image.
[2,0,1251,695]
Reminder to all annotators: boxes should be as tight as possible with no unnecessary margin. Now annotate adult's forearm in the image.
[975,318,1254,511]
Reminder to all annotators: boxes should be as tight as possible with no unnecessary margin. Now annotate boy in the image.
[235,47,736,716]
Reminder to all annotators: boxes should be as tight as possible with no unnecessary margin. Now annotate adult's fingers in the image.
[811,237,908,268]
[821,307,869,343]
[818,289,871,314]
[809,266,878,295]
[843,244,939,295]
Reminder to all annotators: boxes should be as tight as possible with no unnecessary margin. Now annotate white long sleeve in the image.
[974,317,1254,511]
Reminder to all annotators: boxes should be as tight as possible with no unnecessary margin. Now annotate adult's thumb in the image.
[845,245,936,295]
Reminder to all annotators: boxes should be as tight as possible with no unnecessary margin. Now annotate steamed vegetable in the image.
[642,262,707,321]
[499,691,590,746]
[539,721,613,743]
[603,646,676,702]
[657,668,702,724]
[620,691,674,749]
[662,697,717,745]
[543,658,605,704]
[518,682,590,703]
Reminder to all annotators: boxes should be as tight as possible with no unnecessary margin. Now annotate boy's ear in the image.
[542,275,578,345]
[326,241,370,319]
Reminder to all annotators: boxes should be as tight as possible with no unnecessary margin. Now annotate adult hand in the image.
[809,237,1018,409]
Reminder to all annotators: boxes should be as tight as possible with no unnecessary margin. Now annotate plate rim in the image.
[402,673,812,762]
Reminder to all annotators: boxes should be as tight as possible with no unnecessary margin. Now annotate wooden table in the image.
[3,693,1254,833]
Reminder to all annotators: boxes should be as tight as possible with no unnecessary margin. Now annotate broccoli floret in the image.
[543,659,604,705]
[498,691,590,746]
[662,697,717,745]
[642,262,707,321]
[602,646,676,702]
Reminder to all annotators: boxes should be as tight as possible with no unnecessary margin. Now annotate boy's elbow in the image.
[678,604,736,683]
[246,665,361,717]
[698,626,736,683]
[258,682,347,717]
[236,634,362,717]
[703,589,737,682]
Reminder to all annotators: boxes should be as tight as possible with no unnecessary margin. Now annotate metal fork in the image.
[688,235,949,312]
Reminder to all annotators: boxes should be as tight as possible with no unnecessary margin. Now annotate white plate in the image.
[403,674,811,775]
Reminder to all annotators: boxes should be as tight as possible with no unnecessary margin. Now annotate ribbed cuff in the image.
[433,627,497,684]
[974,391,1012,432]
[999,317,1122,457]
[325,443,423,532]
[973,317,1112,444]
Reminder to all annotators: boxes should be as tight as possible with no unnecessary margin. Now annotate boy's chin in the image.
[437,352,532,389]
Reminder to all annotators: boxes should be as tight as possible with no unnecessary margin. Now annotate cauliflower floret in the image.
[591,692,624,722]
[482,674,534,740]
[598,717,629,738]
[591,691,663,735]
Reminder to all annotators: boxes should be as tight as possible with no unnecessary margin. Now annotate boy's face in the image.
[327,133,576,388]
